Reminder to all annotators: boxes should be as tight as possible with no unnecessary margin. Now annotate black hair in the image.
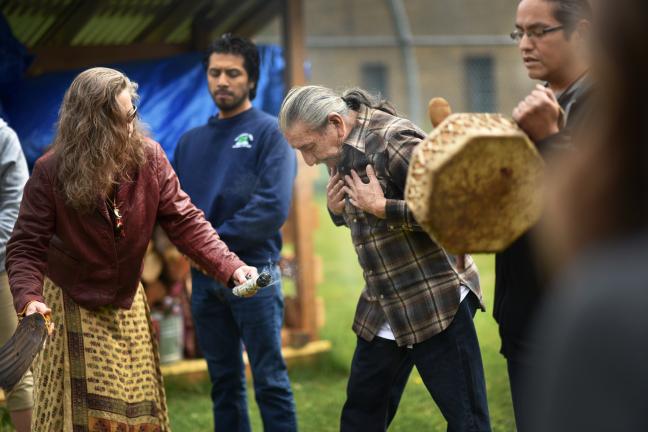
[544,0,593,36]
[341,88,397,116]
[203,33,260,101]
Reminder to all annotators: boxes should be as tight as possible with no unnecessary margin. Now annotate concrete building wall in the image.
[255,0,535,126]
[406,0,519,35]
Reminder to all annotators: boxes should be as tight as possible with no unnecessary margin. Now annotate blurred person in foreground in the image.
[173,34,297,432]
[279,86,490,432]
[6,67,256,431]
[494,0,592,429]
[529,0,648,430]
[0,118,31,432]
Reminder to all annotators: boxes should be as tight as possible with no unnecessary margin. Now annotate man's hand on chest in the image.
[327,170,346,216]
[343,165,387,219]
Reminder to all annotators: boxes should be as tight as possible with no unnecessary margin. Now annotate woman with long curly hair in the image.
[6,67,257,431]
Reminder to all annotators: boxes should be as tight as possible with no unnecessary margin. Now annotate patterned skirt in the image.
[32,278,170,431]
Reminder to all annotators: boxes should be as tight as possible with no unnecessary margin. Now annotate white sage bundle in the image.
[232,272,273,297]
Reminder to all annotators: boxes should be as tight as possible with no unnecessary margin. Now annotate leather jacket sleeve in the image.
[6,159,55,313]
[154,143,246,285]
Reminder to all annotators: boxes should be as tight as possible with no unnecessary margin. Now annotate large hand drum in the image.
[405,98,544,254]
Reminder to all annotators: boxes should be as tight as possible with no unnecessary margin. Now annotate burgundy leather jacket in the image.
[7,140,245,313]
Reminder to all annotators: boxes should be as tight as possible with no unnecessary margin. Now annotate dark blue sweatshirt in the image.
[173,107,296,272]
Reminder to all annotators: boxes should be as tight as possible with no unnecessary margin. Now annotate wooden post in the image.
[282,0,306,86]
[282,0,320,342]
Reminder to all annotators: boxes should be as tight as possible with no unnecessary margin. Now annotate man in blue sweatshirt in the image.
[173,34,297,432]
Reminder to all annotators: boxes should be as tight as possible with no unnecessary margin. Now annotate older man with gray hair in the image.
[279,86,491,432]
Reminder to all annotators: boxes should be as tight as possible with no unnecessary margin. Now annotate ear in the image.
[574,19,591,42]
[328,113,345,138]
[328,112,343,127]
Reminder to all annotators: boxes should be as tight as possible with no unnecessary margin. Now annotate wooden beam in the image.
[209,0,259,36]
[2,0,73,7]
[1,0,58,12]
[29,0,83,47]
[134,0,212,44]
[191,2,231,50]
[281,0,320,341]
[190,0,258,50]
[0,0,12,12]
[27,43,191,76]
[34,0,105,47]
[231,0,281,38]
[282,0,305,86]
[159,340,332,378]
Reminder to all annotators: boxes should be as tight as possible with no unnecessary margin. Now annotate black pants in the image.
[506,357,538,432]
[340,296,491,432]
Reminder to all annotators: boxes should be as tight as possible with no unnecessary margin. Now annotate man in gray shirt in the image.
[0,117,32,432]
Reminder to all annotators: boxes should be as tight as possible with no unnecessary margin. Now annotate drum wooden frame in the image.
[405,113,544,254]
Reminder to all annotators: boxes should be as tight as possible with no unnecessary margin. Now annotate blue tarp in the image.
[0,13,32,120]
[0,39,285,167]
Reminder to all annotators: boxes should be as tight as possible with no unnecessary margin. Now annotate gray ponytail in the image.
[279,85,396,132]
[340,88,396,115]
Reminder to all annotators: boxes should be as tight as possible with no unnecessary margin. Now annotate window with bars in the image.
[361,62,389,99]
[465,56,496,112]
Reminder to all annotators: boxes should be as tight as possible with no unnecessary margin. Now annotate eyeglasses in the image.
[127,105,138,123]
[510,25,564,42]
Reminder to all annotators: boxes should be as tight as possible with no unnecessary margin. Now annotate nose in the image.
[519,33,533,51]
[216,74,229,87]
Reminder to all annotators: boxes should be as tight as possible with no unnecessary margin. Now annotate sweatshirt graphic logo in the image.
[232,133,254,149]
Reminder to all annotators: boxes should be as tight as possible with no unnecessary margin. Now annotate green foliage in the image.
[0,406,14,432]
[166,197,516,431]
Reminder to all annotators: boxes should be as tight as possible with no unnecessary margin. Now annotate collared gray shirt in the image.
[0,118,28,271]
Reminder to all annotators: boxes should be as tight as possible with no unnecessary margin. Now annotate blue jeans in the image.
[191,266,297,432]
[341,294,491,432]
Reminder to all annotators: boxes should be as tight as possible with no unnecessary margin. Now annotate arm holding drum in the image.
[405,98,544,254]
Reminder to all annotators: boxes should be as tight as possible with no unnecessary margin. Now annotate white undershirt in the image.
[376,285,471,341]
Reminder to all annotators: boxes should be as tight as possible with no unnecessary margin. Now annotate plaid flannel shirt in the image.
[331,105,483,347]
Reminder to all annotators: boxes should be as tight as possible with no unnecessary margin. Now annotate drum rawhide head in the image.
[405,113,544,254]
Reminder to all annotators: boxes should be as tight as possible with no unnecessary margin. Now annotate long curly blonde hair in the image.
[52,67,147,212]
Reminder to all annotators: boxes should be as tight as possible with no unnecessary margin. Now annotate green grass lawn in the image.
[166,196,515,431]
